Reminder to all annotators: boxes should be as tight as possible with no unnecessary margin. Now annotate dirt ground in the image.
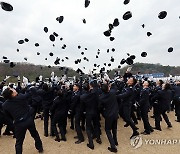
[0,111,180,154]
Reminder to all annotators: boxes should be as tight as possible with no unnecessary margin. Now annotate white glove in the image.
[4,76,11,81]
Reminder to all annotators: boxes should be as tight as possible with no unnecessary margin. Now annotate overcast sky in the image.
[0,0,180,73]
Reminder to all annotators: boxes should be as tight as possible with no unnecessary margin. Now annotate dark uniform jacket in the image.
[118,86,134,106]
[99,92,119,118]
[152,89,173,112]
[80,91,99,115]
[2,93,31,123]
[138,88,150,108]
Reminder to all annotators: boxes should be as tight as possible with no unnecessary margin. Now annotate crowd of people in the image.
[0,71,180,154]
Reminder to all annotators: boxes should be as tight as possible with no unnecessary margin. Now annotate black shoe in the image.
[61,137,67,141]
[153,127,162,131]
[3,132,13,136]
[134,127,139,131]
[167,124,172,128]
[38,148,44,153]
[74,136,78,139]
[137,117,141,121]
[55,137,60,142]
[175,120,180,122]
[134,121,138,125]
[50,133,55,137]
[75,139,84,144]
[150,128,154,132]
[70,126,74,130]
[108,147,117,153]
[114,141,118,146]
[130,131,139,139]
[124,123,129,127]
[87,144,94,150]
[141,131,150,135]
[150,115,155,118]
[96,138,102,144]
[44,134,48,137]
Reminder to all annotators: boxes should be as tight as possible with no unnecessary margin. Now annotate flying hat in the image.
[124,0,130,5]
[147,32,152,37]
[44,27,48,33]
[49,52,54,56]
[49,34,55,42]
[83,19,86,24]
[120,58,126,65]
[85,0,90,8]
[158,11,167,19]
[108,63,111,67]
[110,37,115,41]
[35,43,39,47]
[109,24,114,30]
[110,57,115,62]
[123,11,132,20]
[113,18,119,27]
[53,32,59,37]
[141,52,147,57]
[10,62,15,68]
[18,40,24,44]
[0,2,13,11]
[56,16,64,23]
[4,59,10,63]
[54,58,60,65]
[104,30,111,37]
[130,55,136,60]
[24,38,29,42]
[126,57,133,65]
[168,47,173,52]
[3,56,7,59]
[112,48,115,52]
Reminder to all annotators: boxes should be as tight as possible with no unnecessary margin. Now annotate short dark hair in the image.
[74,83,80,89]
[164,83,171,90]
[101,84,109,93]
[42,83,49,91]
[159,80,164,86]
[83,83,89,91]
[2,88,13,100]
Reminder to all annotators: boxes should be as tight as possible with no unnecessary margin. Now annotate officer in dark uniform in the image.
[38,83,54,137]
[172,81,180,122]
[151,80,163,118]
[99,84,119,153]
[2,88,43,154]
[0,100,4,136]
[118,77,139,139]
[152,83,173,131]
[50,89,68,142]
[137,81,153,135]
[70,84,84,144]
[28,87,42,119]
[80,83,101,150]
[0,99,14,137]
